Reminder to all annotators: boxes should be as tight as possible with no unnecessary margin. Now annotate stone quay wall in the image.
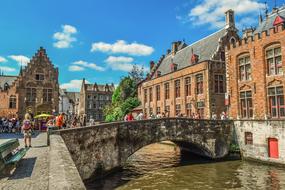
[49,134,86,190]
[234,120,285,165]
[57,118,233,180]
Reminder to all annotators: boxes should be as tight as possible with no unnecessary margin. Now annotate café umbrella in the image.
[34,114,53,119]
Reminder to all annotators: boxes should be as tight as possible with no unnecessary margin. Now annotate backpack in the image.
[22,120,31,131]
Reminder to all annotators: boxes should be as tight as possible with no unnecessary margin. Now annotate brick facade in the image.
[226,19,285,119]
[0,47,59,119]
[79,79,114,121]
[138,10,239,119]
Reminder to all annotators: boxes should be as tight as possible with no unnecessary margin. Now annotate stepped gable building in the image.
[0,47,59,119]
[138,10,239,119]
[79,79,114,121]
[226,6,285,119]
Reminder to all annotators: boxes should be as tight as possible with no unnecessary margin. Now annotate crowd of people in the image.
[0,117,21,133]
[123,111,228,121]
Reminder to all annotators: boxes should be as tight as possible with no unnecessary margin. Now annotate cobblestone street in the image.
[0,132,49,190]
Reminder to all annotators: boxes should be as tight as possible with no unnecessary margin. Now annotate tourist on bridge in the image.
[56,113,65,129]
[22,113,32,148]
[126,113,134,121]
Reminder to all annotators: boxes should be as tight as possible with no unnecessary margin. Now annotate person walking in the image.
[56,113,65,129]
[22,113,32,148]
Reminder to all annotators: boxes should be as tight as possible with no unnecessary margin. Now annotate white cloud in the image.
[0,66,16,72]
[105,56,134,64]
[0,56,7,63]
[72,60,105,71]
[91,40,154,56]
[60,79,90,92]
[8,55,30,66]
[53,24,77,48]
[104,56,147,72]
[185,0,265,29]
[68,65,85,71]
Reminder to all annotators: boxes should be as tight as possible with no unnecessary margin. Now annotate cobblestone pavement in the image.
[0,132,49,190]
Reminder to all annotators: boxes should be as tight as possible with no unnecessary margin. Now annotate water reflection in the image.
[85,142,285,190]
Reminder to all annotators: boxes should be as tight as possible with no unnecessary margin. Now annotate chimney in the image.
[171,42,178,56]
[259,13,263,25]
[150,61,155,70]
[242,28,255,39]
[225,9,235,29]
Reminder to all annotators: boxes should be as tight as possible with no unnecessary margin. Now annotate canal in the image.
[85,142,285,190]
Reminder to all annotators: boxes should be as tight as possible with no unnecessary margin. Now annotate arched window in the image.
[265,44,282,75]
[9,95,17,109]
[238,53,251,81]
[4,83,9,91]
[230,37,236,46]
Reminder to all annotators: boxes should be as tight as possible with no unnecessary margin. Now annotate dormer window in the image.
[156,71,161,77]
[273,15,285,27]
[4,83,9,91]
[171,63,178,72]
[191,54,199,64]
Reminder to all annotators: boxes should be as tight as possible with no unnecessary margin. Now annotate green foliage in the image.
[104,67,143,122]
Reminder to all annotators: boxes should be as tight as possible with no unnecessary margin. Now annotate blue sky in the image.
[0,0,277,91]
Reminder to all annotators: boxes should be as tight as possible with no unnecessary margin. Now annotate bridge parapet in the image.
[57,118,233,180]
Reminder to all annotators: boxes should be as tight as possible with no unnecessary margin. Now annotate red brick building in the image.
[226,7,285,119]
[138,10,239,119]
[0,47,59,119]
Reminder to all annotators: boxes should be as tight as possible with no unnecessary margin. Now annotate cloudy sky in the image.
[0,0,277,91]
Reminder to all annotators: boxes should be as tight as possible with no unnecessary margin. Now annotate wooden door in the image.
[268,138,279,159]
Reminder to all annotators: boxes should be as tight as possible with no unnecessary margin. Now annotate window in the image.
[149,88,153,102]
[185,77,191,96]
[156,107,161,114]
[4,83,9,91]
[156,85,160,101]
[245,132,253,145]
[196,74,203,94]
[214,75,224,93]
[239,55,251,81]
[175,104,181,115]
[165,105,170,113]
[26,88,36,102]
[144,89,147,103]
[240,91,253,118]
[175,80,180,98]
[171,63,178,71]
[268,86,285,118]
[197,101,204,119]
[186,103,191,117]
[9,95,16,109]
[164,83,170,99]
[35,74,44,81]
[43,89,52,102]
[266,46,282,75]
[87,95,91,99]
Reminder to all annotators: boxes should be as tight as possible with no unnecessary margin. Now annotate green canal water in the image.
[85,142,285,190]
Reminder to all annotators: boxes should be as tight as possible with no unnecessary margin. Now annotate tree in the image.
[128,65,145,84]
[104,74,141,122]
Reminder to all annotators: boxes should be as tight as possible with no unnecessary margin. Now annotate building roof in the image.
[152,28,227,78]
[66,92,80,102]
[85,83,115,92]
[0,75,17,90]
[254,6,285,34]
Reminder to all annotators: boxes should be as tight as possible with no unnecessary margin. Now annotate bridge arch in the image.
[58,118,233,180]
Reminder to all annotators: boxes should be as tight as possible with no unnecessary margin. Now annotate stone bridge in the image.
[56,118,233,180]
